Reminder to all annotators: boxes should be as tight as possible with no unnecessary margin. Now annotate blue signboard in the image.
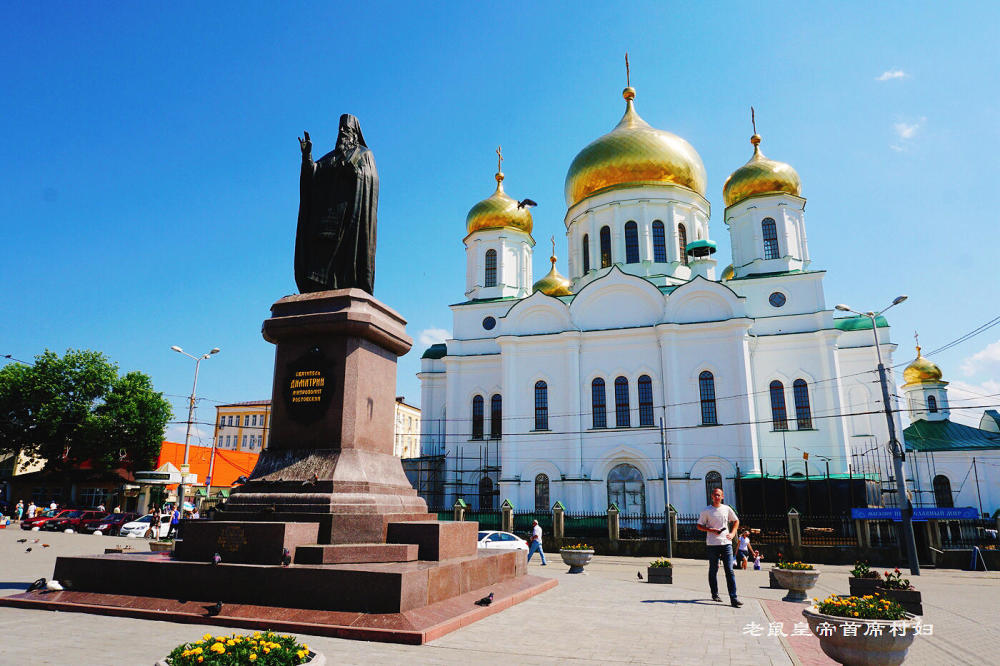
[851,507,979,521]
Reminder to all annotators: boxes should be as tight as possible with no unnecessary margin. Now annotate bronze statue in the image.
[295,114,378,294]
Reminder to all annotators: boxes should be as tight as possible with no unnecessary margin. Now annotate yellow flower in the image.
[210,642,225,654]
[197,658,203,664]
[203,634,212,641]
[264,647,271,654]
[194,648,203,656]
[249,654,258,662]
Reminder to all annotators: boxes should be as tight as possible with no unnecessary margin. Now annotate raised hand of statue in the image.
[299,131,312,157]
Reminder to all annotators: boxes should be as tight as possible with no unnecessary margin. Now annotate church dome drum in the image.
[723,134,801,208]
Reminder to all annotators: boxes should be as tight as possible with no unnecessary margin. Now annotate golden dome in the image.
[532,252,573,297]
[564,87,707,208]
[466,170,533,235]
[720,264,735,281]
[903,346,944,385]
[723,134,801,207]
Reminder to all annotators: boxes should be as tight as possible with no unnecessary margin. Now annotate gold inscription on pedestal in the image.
[217,525,248,553]
[289,370,326,403]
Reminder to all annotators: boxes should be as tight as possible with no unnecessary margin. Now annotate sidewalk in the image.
[0,528,995,664]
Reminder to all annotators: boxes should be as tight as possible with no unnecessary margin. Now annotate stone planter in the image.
[559,549,594,574]
[848,576,881,597]
[769,569,785,589]
[148,541,174,553]
[876,586,923,616]
[157,650,325,666]
[646,566,672,584]
[771,567,820,602]
[802,606,918,665]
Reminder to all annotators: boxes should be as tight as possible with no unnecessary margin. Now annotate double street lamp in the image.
[835,296,920,575]
[170,345,220,512]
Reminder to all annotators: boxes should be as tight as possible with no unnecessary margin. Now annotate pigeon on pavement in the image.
[474,592,494,607]
[27,578,46,592]
[16,538,27,543]
[207,601,223,616]
[212,553,222,565]
[25,548,31,553]
[637,571,643,580]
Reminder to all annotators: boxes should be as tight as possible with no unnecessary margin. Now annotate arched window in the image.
[471,395,484,440]
[600,226,612,268]
[614,376,630,428]
[582,234,591,273]
[699,371,717,425]
[479,477,494,510]
[484,249,497,287]
[534,380,549,430]
[625,221,639,264]
[769,380,788,431]
[927,395,938,413]
[793,379,812,429]
[762,218,779,260]
[652,221,667,262]
[705,471,723,504]
[490,394,502,439]
[933,475,953,508]
[607,463,645,513]
[535,473,550,512]
[638,375,654,426]
[677,223,688,265]
[591,378,607,428]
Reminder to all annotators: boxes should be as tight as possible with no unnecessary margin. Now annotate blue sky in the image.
[3,2,999,443]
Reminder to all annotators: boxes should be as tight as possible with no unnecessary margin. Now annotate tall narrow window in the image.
[769,380,788,430]
[678,224,688,265]
[479,477,494,510]
[534,381,549,430]
[927,395,938,413]
[471,395,484,440]
[638,375,654,426]
[490,394,502,439]
[699,371,717,425]
[484,249,497,287]
[705,471,723,504]
[600,226,612,268]
[535,473,550,512]
[591,378,607,428]
[762,218,779,260]
[625,221,639,263]
[614,376,630,428]
[582,234,591,273]
[793,379,812,429]
[652,221,667,262]
[933,475,953,508]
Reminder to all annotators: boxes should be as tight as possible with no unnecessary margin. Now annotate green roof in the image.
[834,315,889,331]
[903,418,1000,452]
[421,343,447,359]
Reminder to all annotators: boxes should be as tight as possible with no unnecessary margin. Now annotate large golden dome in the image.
[533,252,573,297]
[466,171,533,235]
[723,134,801,207]
[903,347,944,385]
[564,87,707,208]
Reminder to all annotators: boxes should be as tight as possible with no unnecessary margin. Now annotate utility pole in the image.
[973,457,983,517]
[660,417,672,557]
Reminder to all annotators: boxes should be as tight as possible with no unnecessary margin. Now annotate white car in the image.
[119,513,174,538]
[477,530,529,550]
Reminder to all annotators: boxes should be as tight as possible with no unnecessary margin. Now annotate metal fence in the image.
[866,520,899,548]
[938,518,999,549]
[800,514,856,546]
[739,512,790,545]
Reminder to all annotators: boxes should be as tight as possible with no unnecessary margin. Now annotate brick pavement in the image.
[0,528,995,665]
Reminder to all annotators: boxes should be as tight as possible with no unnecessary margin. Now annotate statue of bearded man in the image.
[294,114,378,294]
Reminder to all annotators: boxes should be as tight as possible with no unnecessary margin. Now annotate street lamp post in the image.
[835,297,920,575]
[170,345,220,513]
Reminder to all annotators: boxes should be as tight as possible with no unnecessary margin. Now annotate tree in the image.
[0,349,172,472]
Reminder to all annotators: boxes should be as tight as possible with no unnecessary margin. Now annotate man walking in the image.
[527,519,547,565]
[697,487,742,608]
[167,505,180,538]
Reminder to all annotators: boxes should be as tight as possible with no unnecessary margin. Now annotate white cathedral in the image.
[416,83,921,515]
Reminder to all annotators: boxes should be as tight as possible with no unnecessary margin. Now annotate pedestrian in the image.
[697,487,742,607]
[191,507,200,520]
[113,505,121,514]
[97,503,105,512]
[49,500,58,511]
[168,505,181,538]
[736,529,757,570]
[15,500,24,521]
[27,501,36,519]
[150,506,161,539]
[526,519,547,565]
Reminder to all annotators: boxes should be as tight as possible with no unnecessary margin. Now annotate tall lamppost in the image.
[835,296,919,575]
[170,345,220,512]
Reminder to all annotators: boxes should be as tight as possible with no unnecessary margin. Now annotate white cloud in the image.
[894,119,924,140]
[876,69,907,81]
[960,338,1000,377]
[418,327,450,347]
[165,422,213,445]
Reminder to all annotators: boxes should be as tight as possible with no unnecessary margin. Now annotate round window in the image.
[482,316,497,331]
[768,292,786,308]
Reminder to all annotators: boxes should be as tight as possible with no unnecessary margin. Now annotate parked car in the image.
[119,513,174,538]
[80,512,138,536]
[43,509,108,532]
[477,530,529,551]
[21,508,72,530]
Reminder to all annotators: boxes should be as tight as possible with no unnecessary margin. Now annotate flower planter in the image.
[156,650,325,666]
[876,587,923,616]
[559,549,594,574]
[646,566,672,584]
[802,606,918,666]
[771,568,820,602]
[848,576,881,597]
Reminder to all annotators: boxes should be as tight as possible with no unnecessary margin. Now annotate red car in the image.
[79,512,138,536]
[21,508,71,530]
[43,509,107,532]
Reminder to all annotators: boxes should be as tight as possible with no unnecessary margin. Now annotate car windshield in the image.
[135,515,153,523]
[64,511,84,518]
[477,531,490,540]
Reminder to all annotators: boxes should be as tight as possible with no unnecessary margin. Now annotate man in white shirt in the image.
[697,487,742,608]
[527,519,547,565]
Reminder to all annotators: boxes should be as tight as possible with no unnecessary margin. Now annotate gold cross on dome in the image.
[496,145,503,173]
[751,106,757,135]
[550,236,556,255]
[625,52,630,88]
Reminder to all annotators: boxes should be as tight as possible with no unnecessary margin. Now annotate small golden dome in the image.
[723,134,801,207]
[564,87,707,208]
[533,253,573,297]
[466,169,533,235]
[720,264,735,281]
[903,346,944,385]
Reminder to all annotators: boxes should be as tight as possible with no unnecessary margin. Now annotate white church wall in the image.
[907,449,1000,514]
[728,272,827,322]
